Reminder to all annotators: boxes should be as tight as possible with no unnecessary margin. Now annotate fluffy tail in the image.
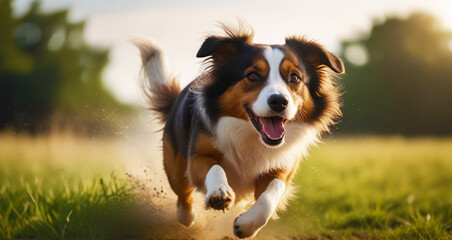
[131,36,181,123]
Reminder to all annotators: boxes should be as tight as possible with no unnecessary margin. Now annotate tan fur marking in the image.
[278,57,314,124]
[188,132,222,190]
[218,58,269,120]
[219,83,264,120]
[253,159,299,198]
[298,87,316,123]
[245,59,269,78]
[253,160,300,216]
[254,170,289,200]
[284,36,344,133]
[162,132,194,209]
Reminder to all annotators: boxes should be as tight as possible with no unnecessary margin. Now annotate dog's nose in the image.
[267,94,288,112]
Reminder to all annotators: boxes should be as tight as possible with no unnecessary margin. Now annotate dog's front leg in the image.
[188,156,235,211]
[233,176,286,238]
[204,165,235,210]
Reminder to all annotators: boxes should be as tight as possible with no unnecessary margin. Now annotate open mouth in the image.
[245,105,288,146]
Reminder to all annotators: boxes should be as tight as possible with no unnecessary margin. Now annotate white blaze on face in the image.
[252,47,298,119]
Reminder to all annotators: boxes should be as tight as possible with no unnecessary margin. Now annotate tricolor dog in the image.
[132,24,344,238]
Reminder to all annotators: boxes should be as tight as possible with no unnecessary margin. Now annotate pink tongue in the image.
[259,117,285,140]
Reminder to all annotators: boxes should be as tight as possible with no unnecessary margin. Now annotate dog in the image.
[132,23,344,238]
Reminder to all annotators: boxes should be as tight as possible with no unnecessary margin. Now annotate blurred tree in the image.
[339,13,452,135]
[0,0,130,135]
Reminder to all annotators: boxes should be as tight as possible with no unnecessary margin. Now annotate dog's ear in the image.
[196,36,249,65]
[196,36,228,58]
[285,37,345,74]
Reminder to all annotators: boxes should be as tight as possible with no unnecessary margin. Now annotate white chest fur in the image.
[214,116,319,184]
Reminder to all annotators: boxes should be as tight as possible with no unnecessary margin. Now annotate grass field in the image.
[0,133,451,239]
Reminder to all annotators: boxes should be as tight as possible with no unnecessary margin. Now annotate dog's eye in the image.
[289,72,301,84]
[246,72,260,82]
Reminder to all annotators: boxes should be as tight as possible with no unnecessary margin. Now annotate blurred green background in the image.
[0,0,451,239]
[339,13,452,135]
[0,0,131,136]
[2,0,452,136]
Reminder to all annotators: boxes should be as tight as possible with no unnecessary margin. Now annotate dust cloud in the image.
[118,119,247,239]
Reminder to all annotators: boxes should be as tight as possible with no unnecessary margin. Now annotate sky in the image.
[13,0,452,105]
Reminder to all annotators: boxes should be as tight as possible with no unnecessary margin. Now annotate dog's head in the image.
[196,24,344,147]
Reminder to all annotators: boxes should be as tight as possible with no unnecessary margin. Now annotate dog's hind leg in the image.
[175,179,196,227]
[163,134,196,227]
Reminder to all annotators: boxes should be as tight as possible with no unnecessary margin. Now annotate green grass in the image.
[263,137,452,239]
[0,134,451,239]
[0,134,152,239]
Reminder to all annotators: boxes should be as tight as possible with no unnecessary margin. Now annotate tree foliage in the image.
[339,13,452,135]
[0,0,130,135]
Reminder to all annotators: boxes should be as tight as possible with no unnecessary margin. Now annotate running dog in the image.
[132,23,344,238]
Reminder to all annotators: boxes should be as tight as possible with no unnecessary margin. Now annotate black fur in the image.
[164,83,204,159]
[202,46,263,122]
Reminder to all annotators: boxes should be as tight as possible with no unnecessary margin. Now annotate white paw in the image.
[204,184,235,210]
[233,207,267,238]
